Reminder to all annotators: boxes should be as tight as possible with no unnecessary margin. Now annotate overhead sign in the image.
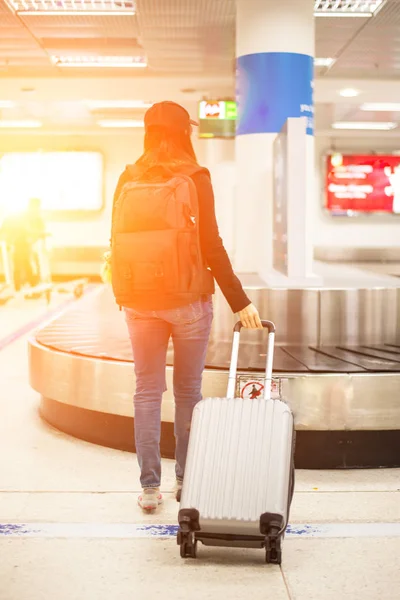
[203,102,222,118]
[198,100,237,121]
[198,100,237,138]
[326,154,400,215]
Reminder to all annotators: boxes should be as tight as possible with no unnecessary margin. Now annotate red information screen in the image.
[326,154,400,215]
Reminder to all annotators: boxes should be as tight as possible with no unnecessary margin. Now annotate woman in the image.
[111,101,262,512]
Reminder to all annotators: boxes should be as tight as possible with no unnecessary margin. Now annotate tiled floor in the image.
[1,294,400,600]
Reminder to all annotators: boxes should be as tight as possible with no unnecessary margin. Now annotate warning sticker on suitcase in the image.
[238,376,282,400]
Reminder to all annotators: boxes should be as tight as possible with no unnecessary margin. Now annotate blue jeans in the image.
[124,296,213,489]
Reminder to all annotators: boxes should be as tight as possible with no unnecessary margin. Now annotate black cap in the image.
[144,101,199,131]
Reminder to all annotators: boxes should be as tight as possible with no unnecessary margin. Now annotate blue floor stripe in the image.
[1,523,399,539]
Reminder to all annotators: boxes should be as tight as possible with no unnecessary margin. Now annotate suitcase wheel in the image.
[265,538,282,565]
[178,532,197,559]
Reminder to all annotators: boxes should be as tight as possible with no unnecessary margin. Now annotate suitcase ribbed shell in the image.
[180,396,294,537]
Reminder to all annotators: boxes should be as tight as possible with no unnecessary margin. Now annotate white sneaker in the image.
[138,488,163,512]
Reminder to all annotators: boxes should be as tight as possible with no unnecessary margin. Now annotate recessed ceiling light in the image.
[314,0,385,17]
[86,100,153,110]
[339,88,360,98]
[361,103,400,112]
[52,56,147,68]
[314,57,335,67]
[332,121,397,131]
[331,153,344,167]
[5,0,136,15]
[0,101,15,108]
[0,120,42,128]
[97,120,144,128]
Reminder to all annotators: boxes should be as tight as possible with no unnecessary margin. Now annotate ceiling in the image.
[1,0,400,78]
[0,0,235,76]
[1,0,400,135]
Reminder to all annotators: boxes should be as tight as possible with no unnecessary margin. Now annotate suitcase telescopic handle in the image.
[227,320,276,400]
[233,321,276,334]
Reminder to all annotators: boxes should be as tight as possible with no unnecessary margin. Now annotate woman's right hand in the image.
[238,303,263,329]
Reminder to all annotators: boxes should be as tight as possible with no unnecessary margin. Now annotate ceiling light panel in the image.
[340,88,360,97]
[97,119,144,128]
[332,121,397,130]
[0,120,42,128]
[52,56,146,68]
[85,100,152,110]
[5,0,136,15]
[314,57,336,67]
[314,0,385,17]
[361,103,400,112]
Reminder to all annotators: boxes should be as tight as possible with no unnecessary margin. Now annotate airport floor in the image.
[1,291,400,600]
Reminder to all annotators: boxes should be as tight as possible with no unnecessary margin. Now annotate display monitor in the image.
[198,100,237,139]
[326,154,400,216]
[0,151,103,217]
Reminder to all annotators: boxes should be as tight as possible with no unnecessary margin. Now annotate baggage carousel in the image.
[29,282,400,469]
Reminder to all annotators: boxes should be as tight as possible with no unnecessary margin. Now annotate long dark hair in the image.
[135,126,198,172]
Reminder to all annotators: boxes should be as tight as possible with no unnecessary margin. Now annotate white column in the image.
[204,138,234,170]
[205,139,236,257]
[235,0,315,276]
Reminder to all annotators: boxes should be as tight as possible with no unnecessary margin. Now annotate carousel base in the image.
[29,282,400,469]
[39,396,400,469]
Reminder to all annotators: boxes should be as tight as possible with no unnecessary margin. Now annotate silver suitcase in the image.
[177,320,295,564]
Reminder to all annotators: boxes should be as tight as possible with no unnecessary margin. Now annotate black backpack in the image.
[111,165,214,309]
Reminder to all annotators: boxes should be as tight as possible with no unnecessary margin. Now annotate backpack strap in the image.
[127,164,175,182]
[126,162,209,182]
[110,162,209,245]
